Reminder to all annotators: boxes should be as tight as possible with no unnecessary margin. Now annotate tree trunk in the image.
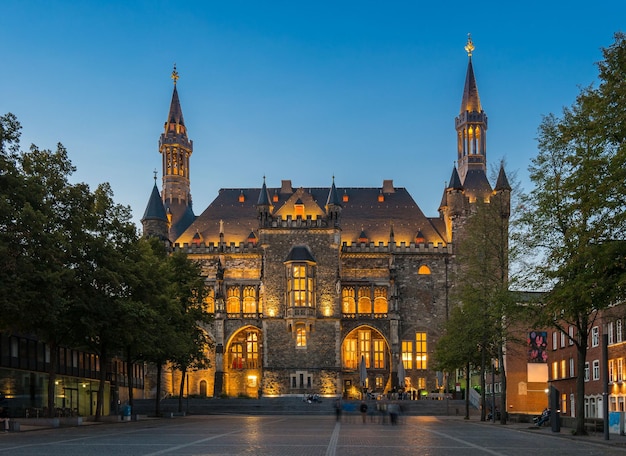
[480,348,486,421]
[126,346,134,409]
[155,362,162,417]
[576,342,588,434]
[178,367,187,413]
[465,362,470,419]
[95,347,108,421]
[499,345,507,424]
[46,340,58,418]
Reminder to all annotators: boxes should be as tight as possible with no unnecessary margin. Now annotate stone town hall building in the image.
[142,39,511,399]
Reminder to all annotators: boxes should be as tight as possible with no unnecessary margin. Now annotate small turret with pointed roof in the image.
[493,162,512,218]
[257,176,272,226]
[325,176,342,225]
[159,65,195,242]
[141,172,170,242]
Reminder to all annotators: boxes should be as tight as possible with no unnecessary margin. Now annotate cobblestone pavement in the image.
[1,415,626,455]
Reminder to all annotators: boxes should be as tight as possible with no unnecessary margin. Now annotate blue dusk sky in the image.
[2,1,625,228]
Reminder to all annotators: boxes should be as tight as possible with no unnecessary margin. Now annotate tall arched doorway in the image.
[225,326,263,398]
[341,326,390,399]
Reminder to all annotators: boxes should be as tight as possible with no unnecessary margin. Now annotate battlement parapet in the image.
[341,241,451,254]
[173,242,261,254]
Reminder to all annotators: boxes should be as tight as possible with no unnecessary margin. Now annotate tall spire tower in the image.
[159,65,195,241]
[455,34,488,183]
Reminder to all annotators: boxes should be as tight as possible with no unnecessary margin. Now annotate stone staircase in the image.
[130,397,471,417]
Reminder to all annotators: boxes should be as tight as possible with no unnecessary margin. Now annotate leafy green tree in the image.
[70,183,139,420]
[519,32,626,435]
[165,251,212,413]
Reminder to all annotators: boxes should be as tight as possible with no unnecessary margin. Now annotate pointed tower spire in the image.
[325,176,342,226]
[141,174,169,241]
[494,163,512,191]
[159,65,195,242]
[257,176,272,226]
[456,34,488,184]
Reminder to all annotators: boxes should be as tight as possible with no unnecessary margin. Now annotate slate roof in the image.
[175,183,447,246]
[141,183,167,222]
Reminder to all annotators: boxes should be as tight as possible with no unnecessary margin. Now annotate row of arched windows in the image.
[342,287,388,314]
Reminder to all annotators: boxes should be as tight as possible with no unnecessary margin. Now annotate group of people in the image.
[333,399,403,425]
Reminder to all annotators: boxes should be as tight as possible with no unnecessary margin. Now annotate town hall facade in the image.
[142,37,511,399]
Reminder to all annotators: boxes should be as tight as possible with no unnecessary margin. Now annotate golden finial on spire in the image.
[465,33,475,57]
[171,63,179,85]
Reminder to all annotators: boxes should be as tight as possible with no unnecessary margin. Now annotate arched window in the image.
[342,287,356,314]
[243,286,256,314]
[373,287,388,314]
[296,324,307,348]
[199,380,208,397]
[227,287,241,313]
[204,288,215,313]
[418,265,431,275]
[358,288,372,314]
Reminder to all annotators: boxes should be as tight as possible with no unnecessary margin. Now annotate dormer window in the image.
[294,198,305,217]
[415,230,425,244]
[358,229,368,244]
[378,192,384,203]
[342,191,349,203]
[273,192,279,203]
[239,191,245,203]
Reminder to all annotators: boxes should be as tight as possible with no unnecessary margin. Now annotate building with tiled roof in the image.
[142,37,511,399]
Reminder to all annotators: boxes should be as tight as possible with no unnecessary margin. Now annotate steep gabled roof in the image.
[141,183,167,222]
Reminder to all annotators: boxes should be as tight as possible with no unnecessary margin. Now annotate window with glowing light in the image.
[373,339,385,369]
[227,287,241,314]
[296,324,307,348]
[246,332,259,369]
[243,286,257,314]
[359,330,371,368]
[415,332,427,370]
[204,288,215,313]
[417,265,431,275]
[287,264,315,308]
[358,288,372,314]
[228,329,261,370]
[373,287,388,314]
[343,338,357,369]
[401,341,413,369]
[342,287,356,313]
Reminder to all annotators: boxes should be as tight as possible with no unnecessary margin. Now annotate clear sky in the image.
[2,1,625,228]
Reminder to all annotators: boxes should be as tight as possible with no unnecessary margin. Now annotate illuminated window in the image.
[552,362,559,379]
[417,265,431,275]
[343,338,357,369]
[402,341,413,369]
[342,192,349,203]
[610,360,615,382]
[342,287,356,314]
[378,192,384,202]
[359,330,371,368]
[373,339,385,369]
[294,199,305,217]
[243,286,256,314]
[375,376,383,388]
[273,192,279,203]
[204,288,215,313]
[287,264,315,308]
[417,377,426,390]
[238,191,245,203]
[227,287,241,314]
[231,343,243,369]
[619,359,624,382]
[560,359,566,378]
[358,288,372,314]
[415,332,427,370]
[246,332,259,369]
[296,324,307,348]
[373,287,388,314]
